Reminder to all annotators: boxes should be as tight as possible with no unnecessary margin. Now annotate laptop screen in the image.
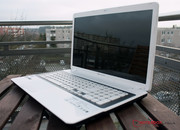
[73,10,152,84]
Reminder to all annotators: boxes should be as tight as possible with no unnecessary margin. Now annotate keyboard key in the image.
[96,99,110,105]
[109,95,121,101]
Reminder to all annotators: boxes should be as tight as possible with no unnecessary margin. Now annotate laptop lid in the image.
[71,3,159,92]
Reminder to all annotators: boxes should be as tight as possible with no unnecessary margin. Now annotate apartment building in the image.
[46,27,72,48]
[157,27,180,48]
[0,27,25,38]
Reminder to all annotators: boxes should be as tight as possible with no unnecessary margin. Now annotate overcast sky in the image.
[0,0,180,26]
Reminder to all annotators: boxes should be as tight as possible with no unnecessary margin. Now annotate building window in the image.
[161,38,165,43]
[67,36,70,40]
[51,36,56,41]
[162,31,165,35]
[171,31,173,34]
[51,30,55,33]
[167,38,172,43]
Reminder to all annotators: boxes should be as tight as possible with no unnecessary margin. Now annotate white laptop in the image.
[12,2,159,124]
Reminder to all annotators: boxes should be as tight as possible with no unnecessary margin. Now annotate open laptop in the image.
[12,2,159,124]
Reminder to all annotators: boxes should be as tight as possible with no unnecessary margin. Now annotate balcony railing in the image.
[0,21,72,79]
[0,41,71,56]
[0,13,180,116]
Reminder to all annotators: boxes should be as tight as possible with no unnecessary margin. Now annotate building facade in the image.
[46,27,72,48]
[0,27,24,38]
[157,27,180,48]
